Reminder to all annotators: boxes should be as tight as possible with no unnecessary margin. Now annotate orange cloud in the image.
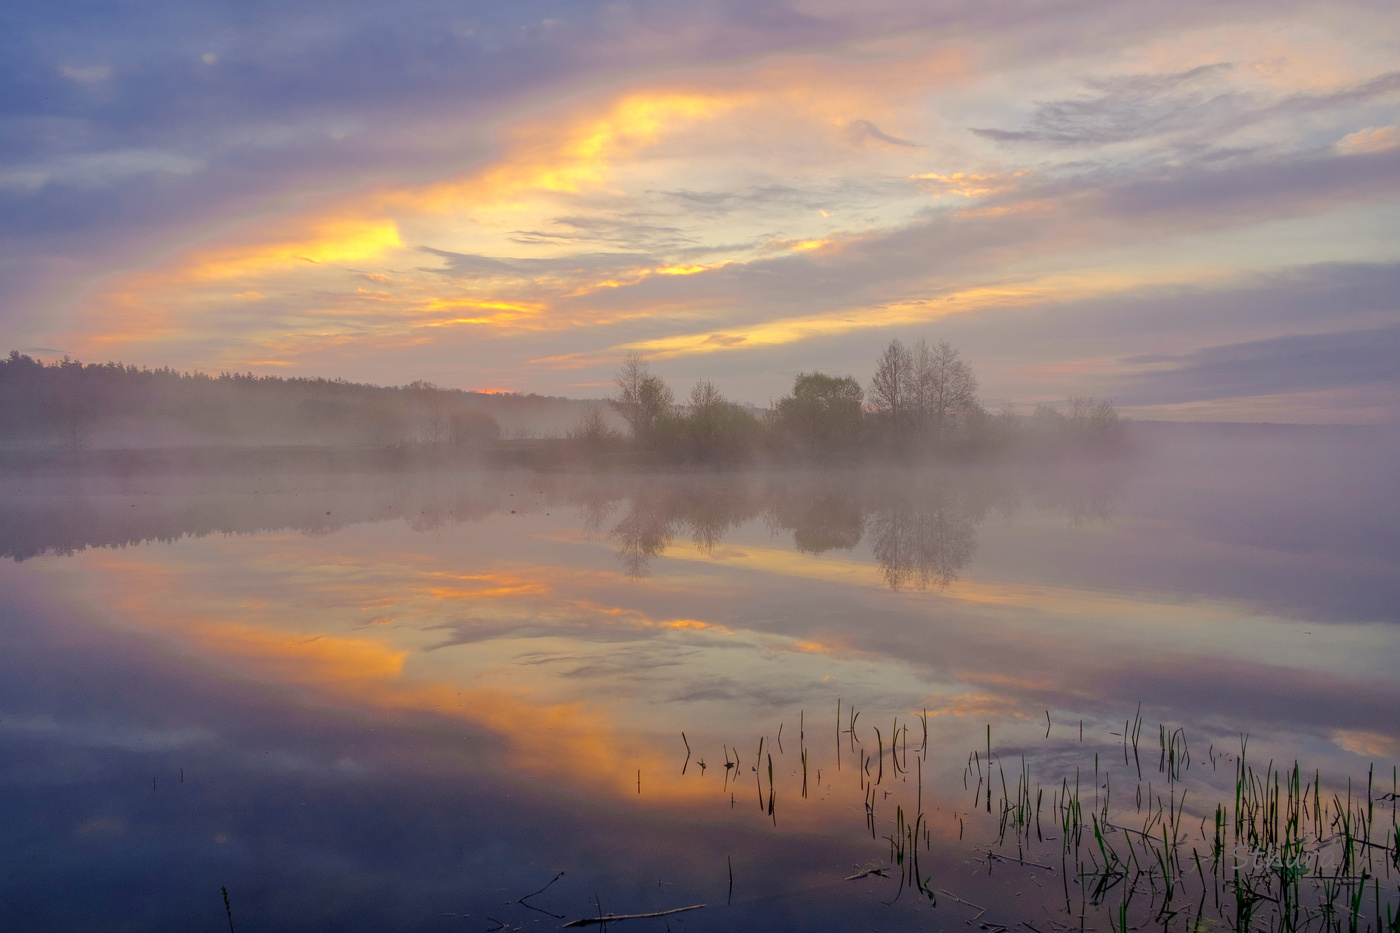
[41,546,846,805]
[910,171,1029,198]
[186,621,408,683]
[956,199,1057,220]
[1332,729,1400,758]
[1336,126,1399,154]
[575,272,1142,363]
[59,42,973,370]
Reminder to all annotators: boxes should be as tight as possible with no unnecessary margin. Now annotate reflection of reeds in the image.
[670,704,1400,932]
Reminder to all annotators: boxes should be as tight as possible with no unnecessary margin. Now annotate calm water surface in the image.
[2,429,1397,931]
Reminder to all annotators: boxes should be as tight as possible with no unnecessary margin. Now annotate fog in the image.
[0,351,617,452]
[2,346,1136,474]
[2,405,1397,930]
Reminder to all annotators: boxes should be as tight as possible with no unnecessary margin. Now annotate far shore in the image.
[0,420,1389,477]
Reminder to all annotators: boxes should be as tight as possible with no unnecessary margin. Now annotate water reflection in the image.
[596,468,1075,587]
[0,465,1117,593]
[1,431,1398,931]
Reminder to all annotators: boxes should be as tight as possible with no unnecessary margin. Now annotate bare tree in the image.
[687,379,724,417]
[918,340,978,445]
[868,339,914,431]
[567,407,622,459]
[610,353,674,441]
[910,338,932,435]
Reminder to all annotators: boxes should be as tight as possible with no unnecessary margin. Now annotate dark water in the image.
[2,428,1398,931]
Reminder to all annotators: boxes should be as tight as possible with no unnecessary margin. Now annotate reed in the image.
[672,702,1399,933]
[221,887,234,933]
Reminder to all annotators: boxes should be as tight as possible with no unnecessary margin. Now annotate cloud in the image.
[1050,144,1400,225]
[657,184,828,213]
[910,171,1027,197]
[1333,729,1400,757]
[1114,324,1400,405]
[1337,125,1399,154]
[9,0,1400,421]
[973,66,1400,149]
[846,119,917,147]
[58,64,111,82]
[0,149,204,192]
[972,63,1238,146]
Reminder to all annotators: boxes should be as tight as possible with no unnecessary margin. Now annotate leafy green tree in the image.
[659,380,762,464]
[770,372,863,456]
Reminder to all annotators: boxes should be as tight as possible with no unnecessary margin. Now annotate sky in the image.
[3,0,1398,422]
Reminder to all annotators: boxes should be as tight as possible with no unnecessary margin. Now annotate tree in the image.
[609,353,674,442]
[674,379,761,463]
[449,408,501,446]
[916,339,979,446]
[406,380,448,445]
[1065,396,1125,448]
[54,356,97,454]
[770,372,863,456]
[868,339,914,431]
[566,407,623,463]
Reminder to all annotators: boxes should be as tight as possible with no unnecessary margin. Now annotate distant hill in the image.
[0,351,618,450]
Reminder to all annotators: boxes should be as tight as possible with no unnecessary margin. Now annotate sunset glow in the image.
[5,2,1394,420]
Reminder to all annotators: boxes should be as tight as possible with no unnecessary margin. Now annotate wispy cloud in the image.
[1115,325,1400,405]
[972,64,1239,146]
[1337,125,1399,153]
[973,66,1400,149]
[0,149,204,192]
[7,0,1399,420]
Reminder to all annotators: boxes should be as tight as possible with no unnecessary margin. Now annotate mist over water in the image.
[1,426,1397,931]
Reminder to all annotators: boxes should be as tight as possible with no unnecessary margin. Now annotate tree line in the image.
[0,351,504,450]
[579,339,1125,464]
[1,343,1123,463]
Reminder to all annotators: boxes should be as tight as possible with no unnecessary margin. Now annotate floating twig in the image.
[518,871,566,918]
[562,904,705,927]
[980,849,1057,872]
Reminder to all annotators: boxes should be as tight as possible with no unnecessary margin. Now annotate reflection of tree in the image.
[673,480,755,555]
[765,491,863,554]
[608,480,756,575]
[860,471,1014,590]
[601,471,1014,586]
[576,490,616,536]
[867,496,978,590]
[0,467,1122,592]
[610,495,675,578]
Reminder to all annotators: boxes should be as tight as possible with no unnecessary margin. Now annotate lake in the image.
[2,426,1397,932]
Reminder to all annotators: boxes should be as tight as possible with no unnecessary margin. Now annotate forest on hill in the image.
[0,351,605,450]
[0,339,1124,467]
